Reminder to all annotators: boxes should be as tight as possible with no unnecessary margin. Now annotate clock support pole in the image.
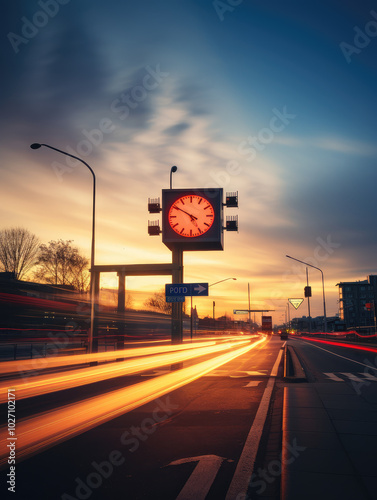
[171,245,183,343]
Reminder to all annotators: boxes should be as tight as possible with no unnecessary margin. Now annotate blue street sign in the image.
[165,283,209,299]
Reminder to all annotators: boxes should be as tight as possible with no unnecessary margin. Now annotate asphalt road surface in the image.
[5,334,376,500]
[280,336,377,500]
[1,335,285,500]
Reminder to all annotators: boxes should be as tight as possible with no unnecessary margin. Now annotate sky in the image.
[1,0,377,325]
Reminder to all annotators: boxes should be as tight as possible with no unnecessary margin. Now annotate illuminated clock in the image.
[168,195,215,237]
[162,188,224,251]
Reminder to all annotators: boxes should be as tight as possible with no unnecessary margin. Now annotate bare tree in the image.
[34,240,89,292]
[0,227,40,280]
[144,290,172,314]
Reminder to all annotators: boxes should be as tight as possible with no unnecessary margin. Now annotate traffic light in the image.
[304,286,312,298]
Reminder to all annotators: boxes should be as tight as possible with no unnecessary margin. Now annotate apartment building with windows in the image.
[336,275,377,332]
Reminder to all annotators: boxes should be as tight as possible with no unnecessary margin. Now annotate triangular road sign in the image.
[289,298,304,310]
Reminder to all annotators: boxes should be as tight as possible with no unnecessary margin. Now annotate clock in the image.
[168,195,215,237]
[162,188,224,251]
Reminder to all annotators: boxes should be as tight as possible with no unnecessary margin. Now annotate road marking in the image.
[203,370,229,377]
[229,370,268,378]
[359,372,377,381]
[225,348,284,500]
[324,372,377,382]
[244,381,262,387]
[324,372,344,381]
[340,372,365,383]
[169,455,226,500]
[301,341,377,371]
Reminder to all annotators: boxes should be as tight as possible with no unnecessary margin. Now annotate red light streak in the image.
[0,292,76,311]
[300,336,377,353]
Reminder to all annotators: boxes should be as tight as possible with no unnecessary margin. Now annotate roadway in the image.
[0,334,284,500]
[280,336,377,500]
[2,334,377,499]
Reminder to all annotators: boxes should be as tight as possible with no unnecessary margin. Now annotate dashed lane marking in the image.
[244,381,262,388]
[324,372,377,382]
[323,372,344,381]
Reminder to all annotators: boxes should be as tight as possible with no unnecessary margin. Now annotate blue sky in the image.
[1,0,377,323]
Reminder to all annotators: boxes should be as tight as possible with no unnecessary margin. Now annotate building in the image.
[290,315,344,333]
[336,275,377,333]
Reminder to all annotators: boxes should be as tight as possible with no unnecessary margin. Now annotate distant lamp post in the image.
[209,278,237,321]
[286,255,327,332]
[209,277,237,287]
[170,166,177,189]
[189,277,237,338]
[30,143,97,352]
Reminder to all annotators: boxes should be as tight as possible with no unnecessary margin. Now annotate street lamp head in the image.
[30,143,42,149]
[169,165,178,189]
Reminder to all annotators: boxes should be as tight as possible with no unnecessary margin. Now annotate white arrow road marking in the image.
[244,381,262,387]
[323,372,344,381]
[194,284,206,294]
[169,455,226,500]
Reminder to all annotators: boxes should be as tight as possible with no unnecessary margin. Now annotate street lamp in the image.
[209,277,237,287]
[209,277,237,324]
[170,166,177,189]
[286,255,327,332]
[189,277,237,338]
[30,143,97,352]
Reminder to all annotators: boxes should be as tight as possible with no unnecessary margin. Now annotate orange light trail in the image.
[0,336,267,467]
[0,340,251,403]
[0,339,220,375]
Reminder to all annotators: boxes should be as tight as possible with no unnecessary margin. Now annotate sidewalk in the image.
[281,383,377,500]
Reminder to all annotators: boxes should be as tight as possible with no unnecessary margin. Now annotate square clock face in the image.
[162,188,224,251]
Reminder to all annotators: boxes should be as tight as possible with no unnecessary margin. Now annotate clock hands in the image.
[172,205,198,221]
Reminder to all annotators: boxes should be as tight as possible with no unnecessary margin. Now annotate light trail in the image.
[300,336,377,353]
[0,339,221,376]
[0,336,267,467]
[0,340,251,403]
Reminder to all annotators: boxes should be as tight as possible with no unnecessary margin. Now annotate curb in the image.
[283,344,307,382]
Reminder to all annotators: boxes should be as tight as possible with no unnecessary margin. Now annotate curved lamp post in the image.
[209,277,237,287]
[286,255,327,332]
[170,166,177,189]
[209,277,237,323]
[30,143,96,352]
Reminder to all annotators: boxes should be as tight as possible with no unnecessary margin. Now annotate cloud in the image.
[314,137,377,156]
[173,82,213,117]
[163,122,191,136]
[274,134,377,157]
